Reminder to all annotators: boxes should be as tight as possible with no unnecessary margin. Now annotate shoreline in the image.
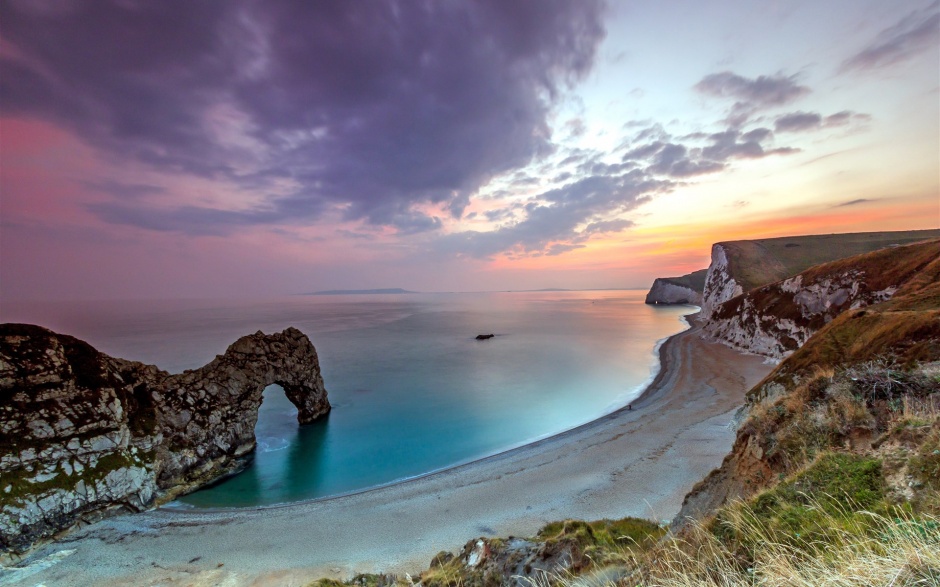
[165,309,697,515]
[4,318,771,587]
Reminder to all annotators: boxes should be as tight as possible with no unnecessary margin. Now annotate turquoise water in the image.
[2,291,692,507]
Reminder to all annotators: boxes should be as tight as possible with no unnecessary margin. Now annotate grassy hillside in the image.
[752,241,940,393]
[719,229,940,292]
[707,238,940,356]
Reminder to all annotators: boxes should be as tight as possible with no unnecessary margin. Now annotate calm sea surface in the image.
[2,291,693,507]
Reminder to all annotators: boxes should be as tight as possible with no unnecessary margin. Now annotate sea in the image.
[2,290,694,508]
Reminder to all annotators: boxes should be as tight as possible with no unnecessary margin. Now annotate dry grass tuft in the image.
[523,506,940,587]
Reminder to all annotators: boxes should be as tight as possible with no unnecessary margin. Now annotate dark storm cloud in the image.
[841,2,940,72]
[1,0,606,234]
[695,71,811,126]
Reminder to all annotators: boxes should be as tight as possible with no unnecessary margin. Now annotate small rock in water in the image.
[475,334,495,340]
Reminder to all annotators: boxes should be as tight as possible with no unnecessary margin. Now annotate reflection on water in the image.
[2,291,694,507]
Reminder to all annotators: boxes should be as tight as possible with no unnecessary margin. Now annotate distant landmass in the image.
[308,288,418,295]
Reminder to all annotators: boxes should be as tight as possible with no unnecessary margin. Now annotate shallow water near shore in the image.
[2,291,692,507]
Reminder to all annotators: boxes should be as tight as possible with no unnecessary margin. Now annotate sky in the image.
[1,0,938,300]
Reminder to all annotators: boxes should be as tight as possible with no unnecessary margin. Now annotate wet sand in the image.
[3,320,771,587]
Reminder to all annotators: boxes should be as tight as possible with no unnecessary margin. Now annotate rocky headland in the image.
[644,269,707,305]
[0,325,329,556]
[702,239,940,359]
[697,229,940,319]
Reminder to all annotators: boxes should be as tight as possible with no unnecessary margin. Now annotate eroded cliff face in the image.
[700,240,940,360]
[644,279,702,305]
[644,269,707,306]
[0,324,329,555]
[700,244,744,320]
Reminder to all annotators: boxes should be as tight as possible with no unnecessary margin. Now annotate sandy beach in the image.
[2,320,771,587]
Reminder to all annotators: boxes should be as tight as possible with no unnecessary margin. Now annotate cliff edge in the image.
[698,229,940,319]
[701,239,940,359]
[645,269,707,305]
[0,325,330,555]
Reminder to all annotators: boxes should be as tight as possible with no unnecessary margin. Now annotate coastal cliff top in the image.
[715,229,940,293]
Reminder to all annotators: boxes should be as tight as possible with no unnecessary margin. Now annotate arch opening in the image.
[254,384,300,454]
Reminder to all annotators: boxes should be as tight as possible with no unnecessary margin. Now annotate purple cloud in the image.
[824,111,872,126]
[842,2,940,72]
[775,111,823,132]
[1,0,606,235]
[435,172,667,259]
[701,130,798,160]
[695,71,811,126]
[774,110,872,133]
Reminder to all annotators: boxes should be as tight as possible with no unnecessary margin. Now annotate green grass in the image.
[910,427,940,491]
[719,230,940,292]
[537,517,665,551]
[711,453,887,556]
[0,449,153,508]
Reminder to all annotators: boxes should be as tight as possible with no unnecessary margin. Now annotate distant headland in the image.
[306,288,418,295]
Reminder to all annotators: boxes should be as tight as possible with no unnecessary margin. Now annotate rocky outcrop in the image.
[0,324,329,555]
[701,239,940,359]
[425,535,584,587]
[421,518,664,587]
[645,269,707,305]
[675,247,940,526]
[698,230,940,320]
[645,281,701,305]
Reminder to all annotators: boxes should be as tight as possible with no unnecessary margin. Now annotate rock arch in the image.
[1,324,329,554]
[155,327,331,490]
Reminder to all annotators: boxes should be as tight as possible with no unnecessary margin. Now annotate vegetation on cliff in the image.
[713,229,940,294]
[704,238,940,357]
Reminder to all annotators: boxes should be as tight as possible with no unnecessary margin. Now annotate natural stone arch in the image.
[1,324,329,554]
[155,327,330,490]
